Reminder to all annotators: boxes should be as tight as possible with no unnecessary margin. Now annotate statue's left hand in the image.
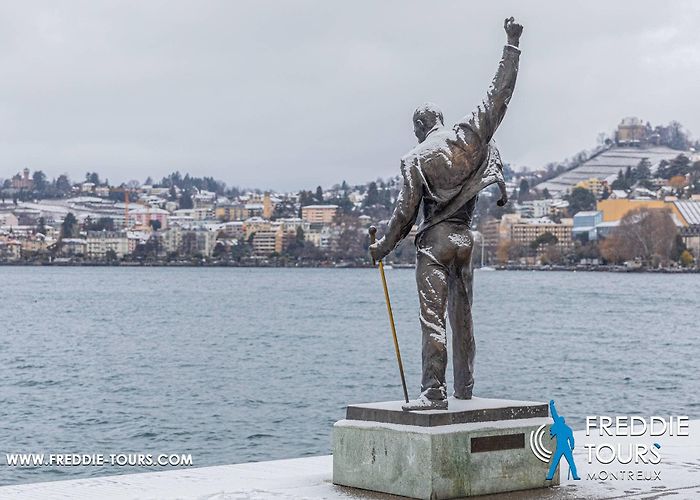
[504,17,523,46]
[369,240,384,263]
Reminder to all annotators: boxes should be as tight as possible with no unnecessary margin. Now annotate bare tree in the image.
[600,208,678,266]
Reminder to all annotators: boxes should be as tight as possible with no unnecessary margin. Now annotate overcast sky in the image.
[0,1,698,191]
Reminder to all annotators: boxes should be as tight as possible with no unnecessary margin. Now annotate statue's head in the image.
[413,102,444,143]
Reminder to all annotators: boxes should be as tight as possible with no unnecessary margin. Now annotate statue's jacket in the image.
[375,44,521,256]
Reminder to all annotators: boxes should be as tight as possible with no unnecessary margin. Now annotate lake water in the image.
[0,267,698,485]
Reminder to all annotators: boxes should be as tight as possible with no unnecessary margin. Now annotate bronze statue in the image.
[369,17,523,411]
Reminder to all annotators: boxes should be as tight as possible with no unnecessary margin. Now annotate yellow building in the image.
[263,192,274,219]
[217,193,275,222]
[597,199,686,225]
[575,178,606,198]
[244,218,272,239]
[275,229,296,254]
[301,205,338,224]
[252,230,277,256]
[216,203,247,222]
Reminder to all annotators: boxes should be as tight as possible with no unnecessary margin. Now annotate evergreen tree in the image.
[298,190,314,208]
[179,190,194,209]
[55,174,72,195]
[635,158,651,181]
[565,187,596,215]
[517,178,530,202]
[105,249,118,262]
[530,231,558,249]
[658,155,691,180]
[32,170,48,195]
[364,182,379,207]
[611,169,628,190]
[61,213,78,238]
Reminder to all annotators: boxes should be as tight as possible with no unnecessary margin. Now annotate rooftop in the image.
[129,207,169,215]
[675,200,700,226]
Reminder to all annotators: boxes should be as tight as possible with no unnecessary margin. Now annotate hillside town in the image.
[1,118,699,270]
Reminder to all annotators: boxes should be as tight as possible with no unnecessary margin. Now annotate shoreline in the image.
[0,261,698,273]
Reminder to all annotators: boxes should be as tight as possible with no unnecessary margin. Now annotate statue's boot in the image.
[453,390,472,400]
[402,394,448,411]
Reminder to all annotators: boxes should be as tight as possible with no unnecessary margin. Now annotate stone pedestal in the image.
[333,397,558,499]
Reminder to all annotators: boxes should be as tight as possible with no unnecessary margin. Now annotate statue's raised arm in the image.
[458,17,523,148]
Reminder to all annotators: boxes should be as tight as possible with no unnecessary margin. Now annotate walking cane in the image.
[368,226,409,403]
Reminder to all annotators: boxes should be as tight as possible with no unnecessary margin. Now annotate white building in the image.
[60,238,87,256]
[173,208,211,221]
[163,226,184,255]
[85,231,129,259]
[163,226,218,257]
[518,199,556,218]
[305,224,334,249]
[182,228,218,257]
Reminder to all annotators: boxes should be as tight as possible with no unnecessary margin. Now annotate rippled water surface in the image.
[1,267,698,485]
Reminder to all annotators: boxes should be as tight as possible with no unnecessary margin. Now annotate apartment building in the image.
[252,230,277,256]
[129,206,169,229]
[575,177,606,198]
[216,203,247,222]
[504,215,574,249]
[511,219,574,249]
[301,205,338,224]
[85,231,129,259]
[180,228,218,257]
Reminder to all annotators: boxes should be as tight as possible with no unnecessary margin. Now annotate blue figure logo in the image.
[547,400,580,481]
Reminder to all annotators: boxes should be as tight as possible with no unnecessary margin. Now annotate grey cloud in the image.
[0,0,698,190]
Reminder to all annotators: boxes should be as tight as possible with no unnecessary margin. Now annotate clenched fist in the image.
[504,17,523,47]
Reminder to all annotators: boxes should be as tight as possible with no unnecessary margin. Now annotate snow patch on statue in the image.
[448,233,472,247]
[420,314,447,345]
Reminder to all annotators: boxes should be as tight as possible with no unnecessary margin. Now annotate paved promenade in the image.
[1,424,698,499]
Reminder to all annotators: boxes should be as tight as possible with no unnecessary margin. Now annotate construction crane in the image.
[110,186,132,229]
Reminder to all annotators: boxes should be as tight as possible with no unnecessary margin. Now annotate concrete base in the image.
[333,397,558,499]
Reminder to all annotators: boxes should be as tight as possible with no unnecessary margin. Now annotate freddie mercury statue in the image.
[369,17,523,411]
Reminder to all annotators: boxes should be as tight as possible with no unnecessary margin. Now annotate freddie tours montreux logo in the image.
[529,400,689,481]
